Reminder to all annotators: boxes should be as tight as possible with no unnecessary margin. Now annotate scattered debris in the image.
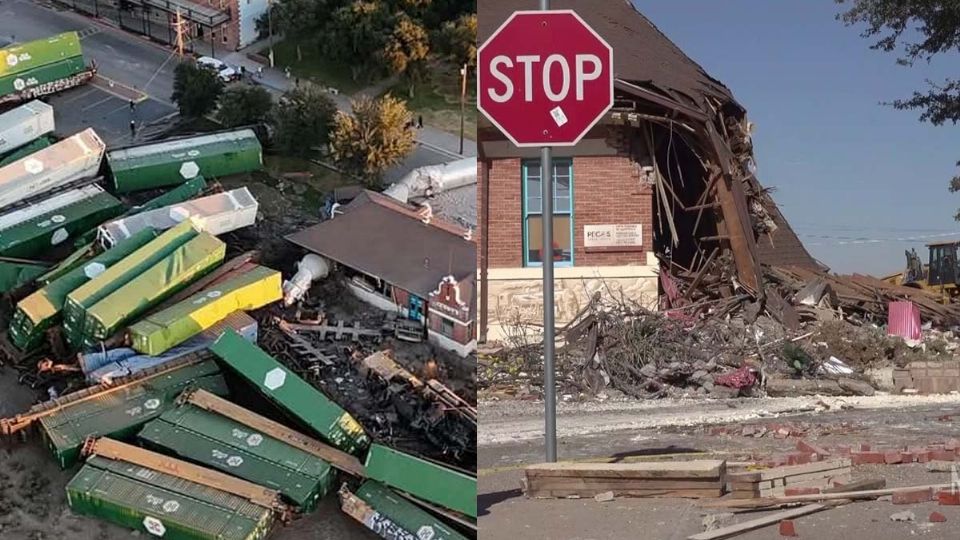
[890,510,916,522]
[593,491,615,502]
[523,460,725,499]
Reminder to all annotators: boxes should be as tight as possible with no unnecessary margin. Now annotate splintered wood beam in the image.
[705,122,762,296]
[683,248,719,301]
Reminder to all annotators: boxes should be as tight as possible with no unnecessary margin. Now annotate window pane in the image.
[554,196,570,213]
[554,162,571,179]
[526,177,541,211]
[555,176,570,198]
[525,164,542,180]
[526,215,572,264]
[528,196,542,214]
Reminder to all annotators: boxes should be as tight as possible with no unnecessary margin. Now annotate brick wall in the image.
[480,155,653,269]
[426,312,471,345]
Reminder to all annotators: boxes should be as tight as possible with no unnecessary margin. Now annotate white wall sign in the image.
[584,224,643,248]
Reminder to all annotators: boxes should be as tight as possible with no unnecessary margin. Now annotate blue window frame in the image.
[522,159,574,267]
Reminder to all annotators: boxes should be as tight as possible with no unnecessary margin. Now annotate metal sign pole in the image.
[539,0,557,463]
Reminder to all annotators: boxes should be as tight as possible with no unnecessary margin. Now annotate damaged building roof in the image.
[479,0,820,272]
[286,191,477,301]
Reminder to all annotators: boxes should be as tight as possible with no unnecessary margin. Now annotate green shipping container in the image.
[0,190,123,259]
[210,330,370,455]
[39,357,227,468]
[67,455,274,540]
[129,265,281,356]
[0,135,54,167]
[0,259,48,293]
[346,480,469,540]
[0,32,82,78]
[128,176,208,215]
[10,229,158,351]
[0,55,87,98]
[108,129,263,193]
[81,232,225,346]
[365,444,477,518]
[63,221,198,347]
[139,402,335,512]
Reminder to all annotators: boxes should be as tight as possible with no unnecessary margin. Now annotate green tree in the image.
[171,62,224,118]
[217,86,274,128]
[324,1,392,81]
[837,0,960,216]
[382,13,431,97]
[330,94,415,186]
[271,84,338,157]
[435,13,476,66]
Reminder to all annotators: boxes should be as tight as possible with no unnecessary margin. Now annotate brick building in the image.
[287,191,477,357]
[478,0,820,343]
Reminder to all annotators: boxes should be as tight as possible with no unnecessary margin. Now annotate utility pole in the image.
[173,8,186,58]
[459,63,467,155]
[267,0,275,68]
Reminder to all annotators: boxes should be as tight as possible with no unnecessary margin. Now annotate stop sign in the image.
[477,10,614,147]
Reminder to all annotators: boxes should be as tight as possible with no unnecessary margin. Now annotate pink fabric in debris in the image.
[887,300,921,341]
[715,366,757,389]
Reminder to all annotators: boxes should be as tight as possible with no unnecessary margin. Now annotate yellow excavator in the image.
[884,241,960,303]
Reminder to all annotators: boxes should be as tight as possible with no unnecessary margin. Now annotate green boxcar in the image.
[67,455,274,540]
[63,221,198,347]
[39,357,227,468]
[107,130,263,193]
[139,403,335,512]
[0,135,54,167]
[348,480,469,540]
[80,232,225,346]
[0,32,82,78]
[10,228,158,351]
[128,176,208,215]
[365,444,477,518]
[0,190,123,259]
[0,259,48,293]
[209,330,370,455]
[0,55,86,98]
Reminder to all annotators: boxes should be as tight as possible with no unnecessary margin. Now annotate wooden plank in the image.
[529,478,724,491]
[85,437,282,510]
[525,460,725,479]
[687,504,827,540]
[823,478,886,494]
[701,483,954,510]
[530,488,722,499]
[728,459,849,482]
[183,388,367,478]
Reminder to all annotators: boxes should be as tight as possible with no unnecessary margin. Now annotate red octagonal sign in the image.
[478,10,614,147]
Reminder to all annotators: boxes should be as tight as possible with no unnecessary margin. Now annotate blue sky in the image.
[634,1,960,275]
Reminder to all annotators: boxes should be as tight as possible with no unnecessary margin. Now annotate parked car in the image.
[195,56,240,83]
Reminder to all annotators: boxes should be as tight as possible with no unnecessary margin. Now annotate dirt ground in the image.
[479,395,960,539]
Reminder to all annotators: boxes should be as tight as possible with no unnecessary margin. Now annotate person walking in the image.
[257,66,263,79]
[129,99,135,112]
[129,120,136,138]
[417,115,423,129]
[285,67,291,80]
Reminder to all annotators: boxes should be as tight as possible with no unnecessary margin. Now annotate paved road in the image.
[479,396,960,539]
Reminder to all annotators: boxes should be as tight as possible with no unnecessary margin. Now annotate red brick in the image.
[930,511,947,523]
[835,445,852,456]
[883,451,903,464]
[851,452,884,465]
[785,487,821,496]
[797,439,830,458]
[892,488,934,505]
[917,451,931,463]
[778,520,798,537]
[939,491,960,506]
[930,450,957,462]
[859,443,871,452]
[900,452,916,463]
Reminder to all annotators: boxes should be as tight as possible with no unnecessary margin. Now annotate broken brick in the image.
[930,511,947,523]
[938,491,960,506]
[797,439,830,458]
[851,452,884,465]
[860,443,871,452]
[892,488,933,505]
[917,451,931,463]
[930,450,956,462]
[785,487,821,496]
[900,452,916,463]
[835,445,852,456]
[883,451,903,465]
[778,519,798,537]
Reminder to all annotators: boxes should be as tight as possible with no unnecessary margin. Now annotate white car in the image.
[196,56,240,83]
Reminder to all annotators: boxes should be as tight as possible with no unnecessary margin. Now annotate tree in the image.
[382,14,431,97]
[435,13,476,66]
[837,0,960,217]
[172,62,224,118]
[330,94,415,186]
[271,84,338,157]
[324,1,392,81]
[217,86,274,128]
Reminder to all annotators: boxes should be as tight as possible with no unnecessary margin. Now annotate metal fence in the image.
[51,0,204,54]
